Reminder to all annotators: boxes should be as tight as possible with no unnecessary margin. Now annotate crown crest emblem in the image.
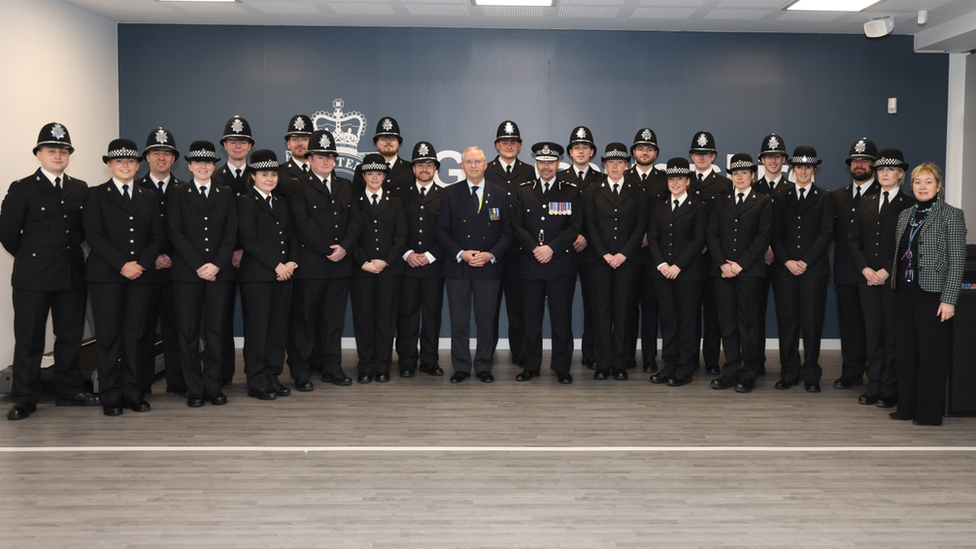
[855,140,867,154]
[155,129,168,144]
[767,136,779,150]
[418,143,429,156]
[381,118,394,131]
[542,145,552,155]
[51,123,66,140]
[800,156,810,163]
[576,127,588,140]
[697,133,709,148]
[231,118,244,134]
[504,121,515,135]
[311,99,367,150]
[293,117,306,131]
[319,133,332,149]
[641,129,653,141]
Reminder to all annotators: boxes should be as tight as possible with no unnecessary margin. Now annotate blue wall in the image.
[118,24,948,339]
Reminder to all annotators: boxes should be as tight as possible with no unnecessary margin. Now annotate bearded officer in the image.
[352,116,413,194]
[278,113,313,194]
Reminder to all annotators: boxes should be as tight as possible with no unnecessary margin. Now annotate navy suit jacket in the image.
[434,180,512,280]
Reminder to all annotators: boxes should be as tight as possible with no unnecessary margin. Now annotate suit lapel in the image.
[104,183,133,213]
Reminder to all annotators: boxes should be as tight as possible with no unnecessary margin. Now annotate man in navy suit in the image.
[434,147,512,384]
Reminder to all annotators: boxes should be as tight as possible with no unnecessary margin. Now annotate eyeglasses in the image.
[462,159,486,166]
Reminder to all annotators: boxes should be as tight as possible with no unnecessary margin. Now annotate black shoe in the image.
[357,373,373,384]
[913,418,942,426]
[7,402,37,420]
[667,376,690,387]
[582,357,597,370]
[876,397,898,409]
[515,369,536,382]
[889,412,912,420]
[55,391,101,406]
[735,381,754,394]
[450,372,469,383]
[128,399,151,412]
[643,360,658,374]
[294,377,314,392]
[375,372,390,383]
[613,369,628,381]
[774,377,801,390]
[248,388,277,401]
[166,386,189,398]
[705,364,721,375]
[711,378,735,390]
[805,382,821,393]
[419,364,444,377]
[477,371,494,383]
[557,373,573,384]
[399,368,415,378]
[322,372,353,386]
[650,373,669,384]
[833,376,863,389]
[102,403,123,416]
[187,395,205,408]
[209,392,228,405]
[593,370,609,380]
[858,392,879,405]
[272,383,291,397]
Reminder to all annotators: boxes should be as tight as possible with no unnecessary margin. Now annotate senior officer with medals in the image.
[352,116,413,194]
[278,114,314,194]
[2,123,99,420]
[511,142,582,384]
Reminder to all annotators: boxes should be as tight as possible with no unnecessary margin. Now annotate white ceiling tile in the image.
[639,0,705,6]
[329,3,397,14]
[705,8,770,19]
[558,6,620,17]
[406,4,470,15]
[631,7,697,18]
[776,10,843,21]
[717,0,784,7]
[251,2,321,14]
[482,6,545,16]
[561,0,625,5]
[173,2,248,13]
[93,0,172,13]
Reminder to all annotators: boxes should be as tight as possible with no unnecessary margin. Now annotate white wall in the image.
[0,0,118,363]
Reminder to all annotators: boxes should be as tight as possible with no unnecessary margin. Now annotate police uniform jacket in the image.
[754,175,788,197]
[647,195,708,281]
[691,171,733,204]
[214,163,251,199]
[139,174,185,284]
[394,183,444,279]
[276,158,308,197]
[166,181,238,282]
[485,156,535,257]
[287,172,360,280]
[512,178,582,280]
[581,177,648,265]
[832,180,880,284]
[237,188,300,283]
[434,180,512,280]
[353,156,414,195]
[83,180,164,284]
[706,189,772,278]
[558,166,601,191]
[770,184,834,278]
[626,165,668,199]
[0,169,87,291]
[848,189,915,273]
[352,191,407,278]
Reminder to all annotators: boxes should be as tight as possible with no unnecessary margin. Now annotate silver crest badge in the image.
[293,117,306,131]
[155,128,168,144]
[697,133,709,148]
[418,143,429,156]
[576,127,588,140]
[800,156,809,163]
[768,136,779,150]
[641,129,652,141]
[51,123,66,140]
[381,118,394,131]
[319,133,332,149]
[231,118,245,134]
[504,121,515,135]
[855,139,867,154]
[542,145,551,155]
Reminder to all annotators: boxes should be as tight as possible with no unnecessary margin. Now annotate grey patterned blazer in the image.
[890,197,967,305]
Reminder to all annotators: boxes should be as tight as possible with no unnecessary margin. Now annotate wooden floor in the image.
[2,350,975,548]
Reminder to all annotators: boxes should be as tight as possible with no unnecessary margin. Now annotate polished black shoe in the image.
[735,381,754,394]
[593,370,609,380]
[322,372,353,386]
[248,387,277,401]
[166,386,189,398]
[913,418,941,426]
[613,369,628,381]
[557,373,573,384]
[399,367,415,378]
[774,377,801,390]
[449,372,469,383]
[667,376,690,387]
[128,399,151,412]
[357,373,373,384]
[7,402,37,420]
[650,373,669,384]
[477,371,494,383]
[876,397,898,409]
[643,360,659,374]
[209,392,228,405]
[705,364,721,375]
[272,383,291,397]
[515,369,536,382]
[187,395,205,408]
[294,377,314,392]
[889,412,912,421]
[375,372,391,383]
[55,391,101,407]
[832,376,863,389]
[805,382,821,393]
[582,357,597,371]
[858,392,879,405]
[419,364,444,377]
[711,378,735,390]
[102,403,123,416]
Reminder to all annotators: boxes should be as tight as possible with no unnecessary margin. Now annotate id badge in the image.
[904,266,915,284]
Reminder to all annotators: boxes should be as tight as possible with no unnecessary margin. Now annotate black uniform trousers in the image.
[173,280,234,397]
[758,275,773,370]
[893,283,951,425]
[521,278,575,375]
[836,283,867,380]
[585,263,640,373]
[578,264,596,362]
[88,282,153,405]
[350,275,402,375]
[654,279,703,381]
[446,278,500,375]
[772,275,828,383]
[289,278,348,380]
[240,281,292,391]
[139,281,183,392]
[626,263,658,368]
[10,288,88,403]
[696,280,722,369]
[713,276,764,384]
[396,277,444,370]
[221,283,240,384]
[494,255,525,362]
[859,283,898,398]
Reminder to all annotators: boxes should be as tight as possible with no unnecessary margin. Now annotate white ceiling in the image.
[63,0,976,51]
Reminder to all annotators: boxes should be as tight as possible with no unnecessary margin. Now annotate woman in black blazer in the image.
[647,158,707,387]
[350,154,407,384]
[890,162,966,426]
[237,150,299,400]
[84,139,163,416]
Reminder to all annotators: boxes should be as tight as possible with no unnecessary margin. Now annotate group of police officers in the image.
[2,114,912,420]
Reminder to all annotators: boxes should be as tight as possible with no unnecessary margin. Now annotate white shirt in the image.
[635,165,655,179]
[540,177,556,192]
[671,193,688,210]
[765,174,783,191]
[113,177,134,197]
[498,159,515,174]
[852,177,875,196]
[607,177,624,194]
[734,187,753,202]
[695,168,713,181]
[314,173,332,195]
[367,188,384,203]
[879,187,900,212]
[193,179,212,196]
[254,187,271,202]
[40,168,63,187]
[794,183,812,201]
[149,173,171,193]
[227,159,247,176]
[291,157,308,171]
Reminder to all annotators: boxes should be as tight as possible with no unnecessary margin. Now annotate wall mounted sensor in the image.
[864,16,894,38]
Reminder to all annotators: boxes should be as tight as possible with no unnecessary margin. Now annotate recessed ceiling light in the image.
[474,0,554,7]
[786,0,881,12]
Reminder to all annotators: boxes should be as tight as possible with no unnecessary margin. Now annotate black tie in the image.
[505,165,512,178]
[372,193,379,207]
[578,171,584,182]
[798,187,806,204]
[613,184,619,197]
[853,185,862,204]
[882,191,890,213]
[737,192,745,209]
[122,184,131,201]
[471,186,480,208]
[544,182,550,195]
[54,177,62,191]
[673,199,679,211]
[235,168,242,180]
[302,164,309,173]
[641,173,647,182]
[200,185,207,198]
[697,173,704,184]
[158,181,165,193]
[420,186,427,198]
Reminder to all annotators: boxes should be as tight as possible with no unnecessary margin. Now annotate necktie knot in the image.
[674,199,679,210]
[420,186,427,197]
[737,192,744,205]
[54,177,62,191]
[122,184,130,200]
[302,164,308,173]
[641,173,647,182]
[235,168,242,179]
[505,165,512,177]
[200,185,207,198]
[578,171,584,181]
[613,184,620,196]
[799,187,806,200]
[158,181,165,192]
[544,182,550,194]
[267,195,273,207]
[372,193,379,206]
[697,173,704,183]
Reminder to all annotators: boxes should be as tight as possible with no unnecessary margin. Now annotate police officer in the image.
[1,123,99,420]
[512,142,582,384]
[278,113,314,194]
[753,133,789,376]
[352,116,413,194]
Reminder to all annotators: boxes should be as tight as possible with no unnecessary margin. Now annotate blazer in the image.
[647,195,708,281]
[277,158,308,197]
[287,172,360,280]
[581,177,648,265]
[485,156,535,257]
[691,171,733,204]
[83,180,163,284]
[166,181,238,282]
[352,190,407,277]
[890,198,967,305]
[511,178,582,280]
[237,189,300,283]
[213,163,251,199]
[626,165,669,201]
[848,189,915,273]
[0,169,87,291]
[434,180,512,280]
[754,175,789,197]
[558,166,601,192]
[393,182,444,279]
[770,184,834,278]
[832,180,881,284]
[353,156,414,195]
[706,189,773,278]
[138,173,185,283]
